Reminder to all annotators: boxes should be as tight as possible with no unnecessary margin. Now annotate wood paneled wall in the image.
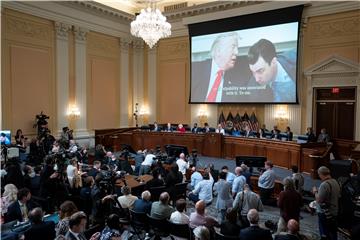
[300,10,360,131]
[87,32,120,130]
[2,9,55,136]
[157,36,190,124]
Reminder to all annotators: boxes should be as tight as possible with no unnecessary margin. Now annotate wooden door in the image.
[336,102,355,140]
[316,102,336,137]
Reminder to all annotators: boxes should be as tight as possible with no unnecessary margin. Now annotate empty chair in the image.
[149,186,166,202]
[147,214,171,239]
[172,182,188,203]
[168,220,192,239]
[129,209,149,239]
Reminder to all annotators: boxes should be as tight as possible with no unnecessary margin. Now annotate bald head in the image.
[159,192,170,204]
[179,153,185,160]
[287,219,299,234]
[247,209,259,224]
[235,167,242,176]
[195,200,205,214]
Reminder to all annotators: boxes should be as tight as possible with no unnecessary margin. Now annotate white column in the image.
[119,38,131,127]
[148,45,157,123]
[132,40,144,126]
[74,26,88,137]
[55,22,71,137]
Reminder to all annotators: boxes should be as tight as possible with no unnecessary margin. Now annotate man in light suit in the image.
[191,32,242,102]
[248,39,297,103]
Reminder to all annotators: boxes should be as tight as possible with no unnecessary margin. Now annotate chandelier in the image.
[130,1,171,48]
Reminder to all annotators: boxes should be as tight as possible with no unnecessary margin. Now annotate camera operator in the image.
[65,139,78,159]
[34,111,49,137]
[189,149,198,168]
[39,129,55,155]
[91,168,114,225]
[118,148,133,174]
[139,149,156,175]
[60,127,73,149]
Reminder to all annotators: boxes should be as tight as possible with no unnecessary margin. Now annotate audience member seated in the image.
[139,149,156,175]
[258,161,276,206]
[189,166,203,190]
[291,165,304,194]
[284,126,293,141]
[221,166,236,185]
[150,192,174,219]
[56,201,78,237]
[277,177,302,233]
[274,219,304,240]
[133,190,152,214]
[177,124,186,133]
[176,153,189,176]
[305,127,317,143]
[1,184,18,218]
[65,211,99,240]
[233,184,263,228]
[99,214,125,240]
[189,172,214,205]
[232,167,246,198]
[239,209,272,240]
[117,186,138,210]
[170,198,189,224]
[213,171,233,223]
[146,171,164,189]
[193,226,210,240]
[24,207,55,240]
[189,200,218,229]
[317,128,330,143]
[215,124,225,135]
[5,187,37,223]
[220,208,240,236]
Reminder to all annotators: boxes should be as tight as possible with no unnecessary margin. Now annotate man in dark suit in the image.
[192,123,200,133]
[153,122,161,132]
[64,211,88,240]
[87,160,101,178]
[5,188,37,223]
[24,207,55,240]
[248,39,297,103]
[239,209,272,240]
[192,32,248,103]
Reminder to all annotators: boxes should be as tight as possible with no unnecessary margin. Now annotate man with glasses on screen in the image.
[247,39,296,102]
[192,32,240,103]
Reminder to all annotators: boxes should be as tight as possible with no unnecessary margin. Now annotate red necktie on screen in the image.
[206,70,224,102]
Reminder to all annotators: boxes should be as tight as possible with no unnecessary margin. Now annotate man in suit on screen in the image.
[191,32,241,103]
[247,38,297,102]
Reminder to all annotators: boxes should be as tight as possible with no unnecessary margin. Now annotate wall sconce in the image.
[67,104,80,119]
[139,105,150,116]
[275,106,288,121]
[198,105,209,126]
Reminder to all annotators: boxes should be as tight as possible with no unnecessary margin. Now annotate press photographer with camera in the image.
[60,127,73,149]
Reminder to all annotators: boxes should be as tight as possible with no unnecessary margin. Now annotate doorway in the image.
[314,87,356,140]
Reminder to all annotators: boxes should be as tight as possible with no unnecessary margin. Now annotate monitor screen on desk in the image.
[236,155,267,168]
[165,145,189,158]
[0,130,11,145]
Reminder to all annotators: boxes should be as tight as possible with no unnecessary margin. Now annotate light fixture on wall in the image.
[275,106,289,121]
[197,105,209,126]
[139,105,150,116]
[130,0,171,48]
[67,104,80,119]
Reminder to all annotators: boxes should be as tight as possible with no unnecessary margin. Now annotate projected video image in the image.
[190,22,299,103]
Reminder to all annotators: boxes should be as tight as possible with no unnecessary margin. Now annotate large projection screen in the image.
[189,6,304,104]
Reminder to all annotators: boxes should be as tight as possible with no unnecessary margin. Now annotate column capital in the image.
[120,37,131,53]
[74,26,88,43]
[55,22,71,40]
[132,39,144,50]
